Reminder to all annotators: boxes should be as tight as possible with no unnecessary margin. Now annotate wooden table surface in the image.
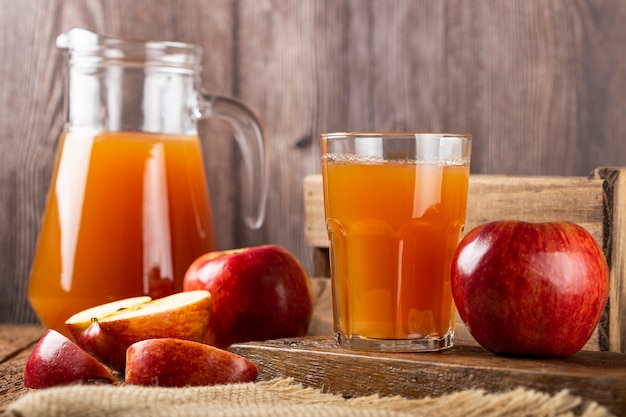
[2,324,626,415]
[0,324,45,412]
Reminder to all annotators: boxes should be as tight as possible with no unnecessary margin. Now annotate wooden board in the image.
[230,336,626,416]
[593,168,626,354]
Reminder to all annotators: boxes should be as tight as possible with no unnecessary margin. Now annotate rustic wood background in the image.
[1,0,626,325]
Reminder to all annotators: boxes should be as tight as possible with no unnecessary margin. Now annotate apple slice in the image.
[125,338,258,387]
[24,329,116,388]
[65,290,212,373]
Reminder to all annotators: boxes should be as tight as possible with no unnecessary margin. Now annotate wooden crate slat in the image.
[592,168,626,352]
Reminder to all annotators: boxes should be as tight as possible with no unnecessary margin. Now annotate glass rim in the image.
[321,132,472,140]
[320,131,472,164]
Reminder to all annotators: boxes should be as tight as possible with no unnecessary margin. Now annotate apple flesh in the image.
[183,245,314,349]
[125,338,258,386]
[451,220,609,358]
[65,290,212,372]
[24,329,116,388]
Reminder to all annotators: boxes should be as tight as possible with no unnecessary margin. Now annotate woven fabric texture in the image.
[3,378,614,417]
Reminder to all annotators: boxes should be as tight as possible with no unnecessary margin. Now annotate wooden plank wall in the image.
[2,0,626,324]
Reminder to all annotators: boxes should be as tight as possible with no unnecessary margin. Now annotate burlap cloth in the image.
[3,378,614,417]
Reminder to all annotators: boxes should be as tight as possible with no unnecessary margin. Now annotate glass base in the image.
[335,331,454,352]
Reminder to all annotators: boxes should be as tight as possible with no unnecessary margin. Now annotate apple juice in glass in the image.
[27,29,268,338]
[321,133,472,351]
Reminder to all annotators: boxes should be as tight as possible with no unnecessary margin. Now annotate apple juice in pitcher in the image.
[27,29,268,337]
[28,131,216,334]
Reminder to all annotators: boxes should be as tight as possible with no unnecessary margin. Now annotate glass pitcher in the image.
[27,28,268,337]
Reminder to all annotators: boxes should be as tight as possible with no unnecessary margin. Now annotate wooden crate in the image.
[303,167,626,353]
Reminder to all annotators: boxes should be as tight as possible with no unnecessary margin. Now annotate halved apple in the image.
[125,338,258,386]
[24,329,116,388]
[65,290,212,373]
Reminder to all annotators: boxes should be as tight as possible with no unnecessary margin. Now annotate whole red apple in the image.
[451,220,609,358]
[24,329,116,388]
[183,244,314,348]
[125,338,258,386]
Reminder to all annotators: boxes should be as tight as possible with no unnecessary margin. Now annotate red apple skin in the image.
[125,338,258,386]
[451,221,609,358]
[24,329,116,388]
[183,245,314,349]
[65,291,212,373]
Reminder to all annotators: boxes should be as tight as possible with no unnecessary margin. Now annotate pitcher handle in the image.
[196,93,268,230]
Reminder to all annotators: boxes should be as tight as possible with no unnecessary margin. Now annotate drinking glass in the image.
[321,132,472,351]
